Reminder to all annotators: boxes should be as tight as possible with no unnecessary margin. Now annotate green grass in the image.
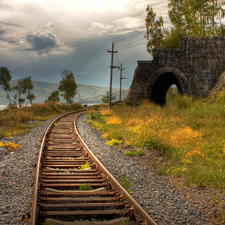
[79,183,93,191]
[87,94,225,190]
[123,149,145,156]
[105,138,121,146]
[120,175,132,194]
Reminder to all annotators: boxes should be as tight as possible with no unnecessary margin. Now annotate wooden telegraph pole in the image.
[118,63,125,101]
[107,42,118,111]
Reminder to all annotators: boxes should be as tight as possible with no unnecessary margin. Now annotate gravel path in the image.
[0,118,55,225]
[77,114,210,225]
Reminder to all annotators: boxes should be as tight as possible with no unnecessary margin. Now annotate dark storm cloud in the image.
[24,30,61,54]
[0,37,18,44]
[0,26,18,44]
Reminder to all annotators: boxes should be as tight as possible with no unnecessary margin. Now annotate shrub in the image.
[105,139,121,146]
[174,95,194,109]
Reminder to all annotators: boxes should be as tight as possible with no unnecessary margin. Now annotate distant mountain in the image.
[0,80,123,104]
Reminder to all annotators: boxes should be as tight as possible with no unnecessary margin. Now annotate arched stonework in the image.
[127,37,225,105]
[144,66,191,103]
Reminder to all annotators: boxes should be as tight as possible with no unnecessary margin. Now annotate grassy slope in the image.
[87,93,225,190]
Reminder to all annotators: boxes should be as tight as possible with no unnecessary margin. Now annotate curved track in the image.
[30,111,157,225]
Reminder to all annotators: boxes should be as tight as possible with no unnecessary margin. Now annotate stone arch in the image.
[144,66,191,105]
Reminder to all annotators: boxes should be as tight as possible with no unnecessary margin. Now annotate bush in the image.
[174,95,194,109]
[105,139,121,146]
[215,88,225,103]
[124,98,134,106]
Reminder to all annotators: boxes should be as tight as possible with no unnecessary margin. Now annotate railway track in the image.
[30,110,157,225]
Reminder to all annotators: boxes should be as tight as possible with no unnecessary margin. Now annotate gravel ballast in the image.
[76,114,210,225]
[0,118,55,225]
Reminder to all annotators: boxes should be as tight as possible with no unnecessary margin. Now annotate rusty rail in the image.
[30,110,157,225]
[75,112,157,225]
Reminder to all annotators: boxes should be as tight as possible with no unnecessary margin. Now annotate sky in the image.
[0,0,169,89]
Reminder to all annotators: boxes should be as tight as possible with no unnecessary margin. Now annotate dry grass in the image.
[88,94,225,190]
[0,102,83,138]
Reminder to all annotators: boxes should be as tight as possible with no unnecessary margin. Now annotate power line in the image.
[123,68,133,75]
[118,41,146,51]
[117,37,145,49]
[115,54,121,64]
[123,70,133,77]
[114,29,145,43]
[123,60,138,66]
[123,66,133,74]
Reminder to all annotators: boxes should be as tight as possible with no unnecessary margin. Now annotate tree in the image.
[168,0,225,36]
[101,91,116,103]
[45,90,60,103]
[145,6,165,55]
[12,78,28,109]
[145,1,225,54]
[0,67,13,108]
[58,70,77,105]
[23,76,36,106]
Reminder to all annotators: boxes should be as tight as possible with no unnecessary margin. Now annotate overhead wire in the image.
[114,28,145,43]
[116,37,146,49]
[118,41,146,51]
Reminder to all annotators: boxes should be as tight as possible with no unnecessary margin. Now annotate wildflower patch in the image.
[100,109,111,116]
[0,142,21,151]
[105,116,122,125]
[79,161,90,170]
[169,126,202,146]
[185,149,204,159]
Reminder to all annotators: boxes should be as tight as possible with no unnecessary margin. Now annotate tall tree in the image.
[58,70,77,105]
[45,90,60,103]
[145,1,225,54]
[168,0,225,36]
[23,76,36,106]
[12,78,28,109]
[0,67,13,108]
[145,6,165,55]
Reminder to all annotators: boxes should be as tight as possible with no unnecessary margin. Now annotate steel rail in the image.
[74,112,157,225]
[30,110,86,225]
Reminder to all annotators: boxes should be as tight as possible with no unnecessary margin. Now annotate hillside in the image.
[0,80,121,104]
[82,89,129,103]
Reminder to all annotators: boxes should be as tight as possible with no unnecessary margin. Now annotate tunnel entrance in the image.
[151,72,183,105]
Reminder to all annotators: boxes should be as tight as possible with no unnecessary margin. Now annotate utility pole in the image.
[118,63,125,101]
[107,42,118,111]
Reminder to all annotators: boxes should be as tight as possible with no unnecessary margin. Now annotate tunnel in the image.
[151,72,183,105]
